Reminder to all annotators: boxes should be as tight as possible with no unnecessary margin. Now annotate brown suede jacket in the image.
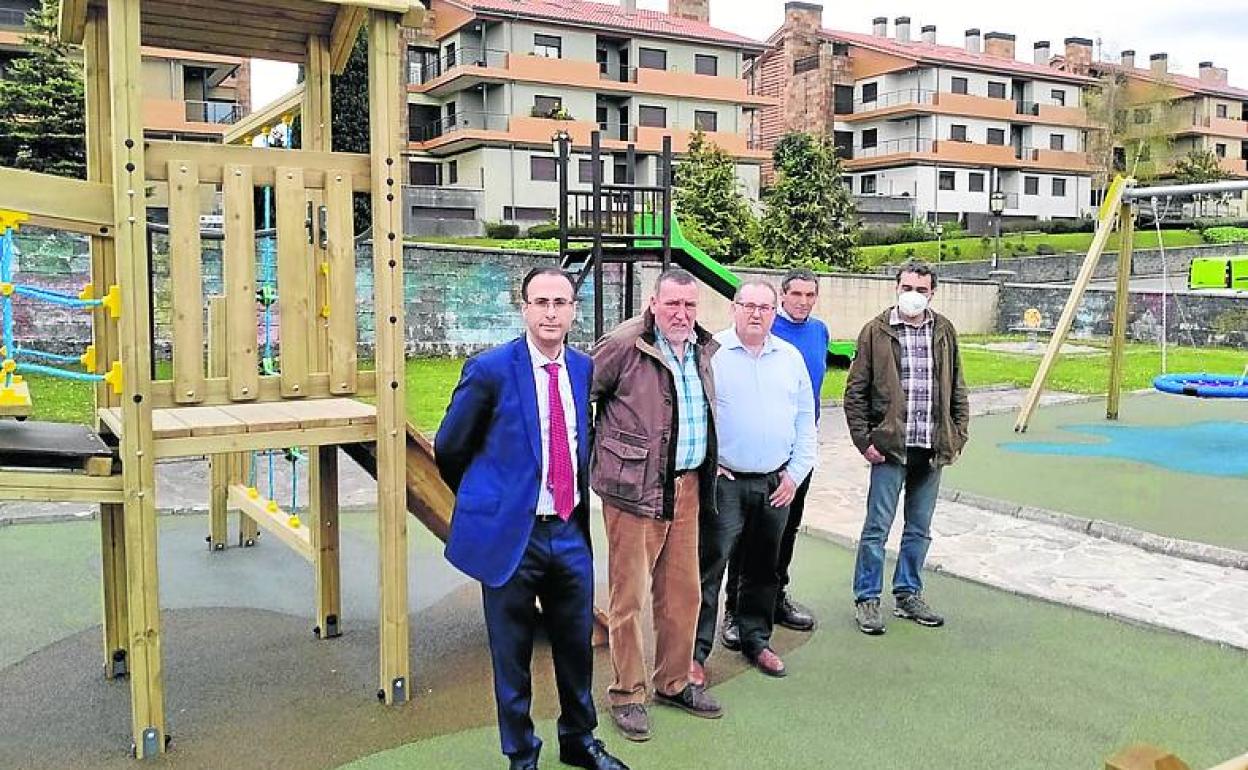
[843,308,970,466]
[589,310,719,520]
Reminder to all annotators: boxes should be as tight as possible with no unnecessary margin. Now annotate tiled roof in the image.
[825,28,1095,84]
[451,0,764,48]
[1103,63,1248,101]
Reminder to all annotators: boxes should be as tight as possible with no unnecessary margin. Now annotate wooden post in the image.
[367,8,410,706]
[99,502,130,678]
[105,0,166,755]
[1013,177,1126,432]
[310,445,341,639]
[207,297,229,550]
[304,35,333,376]
[1107,200,1133,420]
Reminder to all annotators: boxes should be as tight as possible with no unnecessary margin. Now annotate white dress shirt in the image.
[527,335,580,515]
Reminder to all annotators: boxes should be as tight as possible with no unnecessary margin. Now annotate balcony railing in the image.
[1015,100,1040,116]
[597,122,636,142]
[1015,146,1040,161]
[185,100,242,125]
[598,64,638,84]
[0,7,27,26]
[408,47,508,85]
[851,137,934,159]
[854,89,935,113]
[409,111,509,142]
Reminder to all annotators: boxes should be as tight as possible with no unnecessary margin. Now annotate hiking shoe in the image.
[719,610,741,651]
[655,684,723,719]
[775,593,816,632]
[609,703,651,742]
[894,593,945,627]
[855,599,886,635]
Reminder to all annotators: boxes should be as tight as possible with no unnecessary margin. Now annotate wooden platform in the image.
[98,397,377,458]
[0,419,122,503]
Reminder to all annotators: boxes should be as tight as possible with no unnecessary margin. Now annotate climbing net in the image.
[0,210,123,414]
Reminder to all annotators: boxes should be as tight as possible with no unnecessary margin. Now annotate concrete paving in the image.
[802,388,1248,651]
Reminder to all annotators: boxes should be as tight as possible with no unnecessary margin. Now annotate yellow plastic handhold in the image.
[320,262,330,275]
[2,359,15,374]
[0,210,29,231]
[0,385,29,407]
[10,374,21,384]
[320,304,331,319]
[78,282,94,301]
[101,284,121,319]
[287,514,301,528]
[266,499,279,513]
[247,486,259,499]
[0,283,12,297]
[80,344,97,373]
[103,360,123,394]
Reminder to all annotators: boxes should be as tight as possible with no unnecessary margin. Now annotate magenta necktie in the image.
[543,362,575,520]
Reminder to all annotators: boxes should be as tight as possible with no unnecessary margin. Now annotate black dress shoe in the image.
[775,594,816,632]
[508,756,538,770]
[559,738,630,770]
[720,609,741,651]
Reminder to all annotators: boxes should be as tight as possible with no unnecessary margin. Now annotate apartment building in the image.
[752,4,1098,226]
[402,0,771,233]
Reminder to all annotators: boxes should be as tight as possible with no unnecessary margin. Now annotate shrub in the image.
[1035,243,1057,255]
[1194,217,1248,231]
[904,247,916,258]
[1201,226,1248,244]
[951,245,962,257]
[526,222,559,239]
[485,222,520,239]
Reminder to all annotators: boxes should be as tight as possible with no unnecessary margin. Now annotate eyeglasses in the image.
[527,298,575,310]
[734,301,775,315]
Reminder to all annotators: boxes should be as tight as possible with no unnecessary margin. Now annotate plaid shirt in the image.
[655,332,708,471]
[890,308,935,449]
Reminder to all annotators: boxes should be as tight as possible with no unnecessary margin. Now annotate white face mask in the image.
[897,290,929,317]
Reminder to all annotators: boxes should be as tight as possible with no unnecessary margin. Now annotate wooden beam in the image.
[224,164,259,402]
[325,171,358,394]
[228,483,314,561]
[275,167,311,397]
[207,297,230,550]
[329,5,365,75]
[99,503,130,679]
[1013,177,1127,433]
[1106,200,1133,420]
[106,0,166,755]
[368,8,410,707]
[311,445,342,638]
[0,469,124,503]
[152,422,375,458]
[57,0,86,44]
[0,167,113,237]
[145,141,371,190]
[225,86,304,145]
[168,160,205,404]
[304,36,333,380]
[146,370,377,408]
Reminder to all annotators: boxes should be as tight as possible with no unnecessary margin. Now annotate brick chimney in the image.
[871,16,887,37]
[668,0,709,24]
[1150,52,1168,76]
[1199,61,1228,86]
[984,32,1015,60]
[1064,37,1093,75]
[1033,40,1050,66]
[780,4,834,139]
[920,24,936,45]
[620,0,635,11]
[964,28,981,54]
[1120,49,1135,69]
[894,16,910,43]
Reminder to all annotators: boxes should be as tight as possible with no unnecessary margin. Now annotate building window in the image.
[504,206,557,220]
[1216,143,1228,158]
[694,110,718,132]
[448,160,458,184]
[530,155,558,182]
[445,41,457,68]
[533,95,562,118]
[988,81,1007,99]
[1050,133,1065,151]
[860,174,877,194]
[1051,89,1066,106]
[861,128,877,148]
[1216,103,1229,119]
[969,172,985,192]
[409,161,440,186]
[987,128,1005,145]
[862,82,878,103]
[638,105,666,127]
[638,47,667,70]
[1024,176,1040,195]
[951,76,968,95]
[1052,178,1067,197]
[1133,107,1152,124]
[695,54,718,76]
[533,34,562,58]
[950,124,968,142]
[938,171,955,191]
[578,159,604,184]
[445,100,457,128]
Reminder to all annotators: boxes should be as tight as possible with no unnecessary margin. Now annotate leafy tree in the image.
[0,0,86,178]
[753,132,857,270]
[672,129,756,262]
[1085,69,1183,190]
[1173,148,1225,184]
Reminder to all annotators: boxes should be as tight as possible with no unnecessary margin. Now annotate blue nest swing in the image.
[1154,372,1248,399]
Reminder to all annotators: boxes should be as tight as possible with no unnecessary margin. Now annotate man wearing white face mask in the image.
[843,261,969,636]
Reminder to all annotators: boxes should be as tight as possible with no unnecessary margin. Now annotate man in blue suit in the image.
[435,267,628,770]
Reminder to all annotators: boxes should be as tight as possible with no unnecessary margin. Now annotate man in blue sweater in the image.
[721,269,828,649]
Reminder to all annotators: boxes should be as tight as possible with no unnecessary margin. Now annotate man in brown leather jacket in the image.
[591,268,723,743]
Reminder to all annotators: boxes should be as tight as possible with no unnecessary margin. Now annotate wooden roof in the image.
[60,0,424,73]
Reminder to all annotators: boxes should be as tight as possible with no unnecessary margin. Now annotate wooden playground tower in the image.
[0,0,425,757]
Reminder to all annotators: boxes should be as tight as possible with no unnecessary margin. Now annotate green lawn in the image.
[409,236,560,251]
[856,229,1205,266]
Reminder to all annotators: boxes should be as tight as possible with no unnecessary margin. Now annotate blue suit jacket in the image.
[434,337,593,588]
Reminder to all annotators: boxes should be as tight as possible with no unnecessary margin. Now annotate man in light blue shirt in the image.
[694,281,816,679]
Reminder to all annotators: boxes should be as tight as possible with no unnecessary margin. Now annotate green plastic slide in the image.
[1189,255,1248,291]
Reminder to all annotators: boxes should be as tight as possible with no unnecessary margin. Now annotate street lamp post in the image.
[988,189,1013,281]
[552,130,571,262]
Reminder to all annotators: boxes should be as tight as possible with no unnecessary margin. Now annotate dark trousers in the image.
[695,471,790,662]
[482,516,597,764]
[725,473,812,616]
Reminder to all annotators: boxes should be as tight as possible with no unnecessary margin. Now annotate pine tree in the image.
[0,0,86,178]
[755,132,857,270]
[672,129,756,262]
